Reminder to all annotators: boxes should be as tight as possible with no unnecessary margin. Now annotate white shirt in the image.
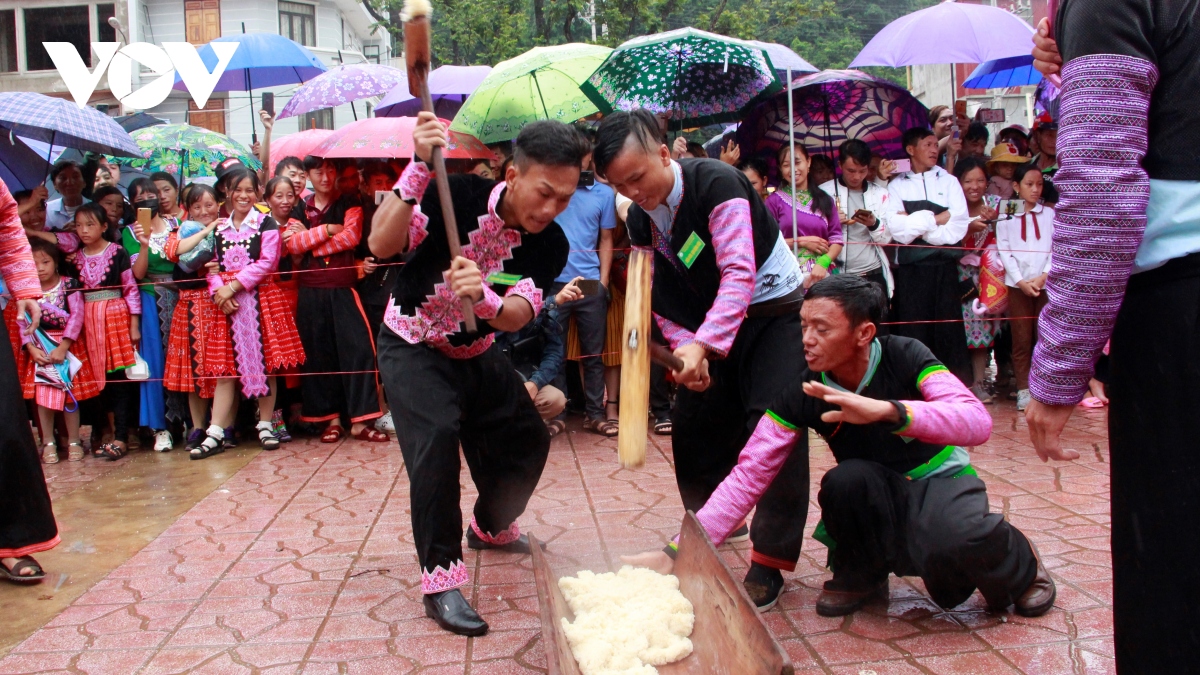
[996,203,1055,287]
[45,197,87,232]
[886,166,970,256]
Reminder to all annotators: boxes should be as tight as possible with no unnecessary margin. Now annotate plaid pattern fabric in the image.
[0,92,145,157]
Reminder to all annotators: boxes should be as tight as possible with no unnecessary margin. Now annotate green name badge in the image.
[486,271,522,286]
[677,231,705,269]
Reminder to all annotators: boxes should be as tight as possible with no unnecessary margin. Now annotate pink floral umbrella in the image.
[277,64,408,120]
[310,117,494,160]
[268,129,334,173]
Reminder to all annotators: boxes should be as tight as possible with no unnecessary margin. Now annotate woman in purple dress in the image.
[765,144,842,284]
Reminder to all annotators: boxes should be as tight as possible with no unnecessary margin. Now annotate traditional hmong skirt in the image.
[959,264,1001,349]
[20,327,102,410]
[275,278,302,389]
[82,291,137,376]
[200,275,305,397]
[3,303,20,361]
[164,288,215,398]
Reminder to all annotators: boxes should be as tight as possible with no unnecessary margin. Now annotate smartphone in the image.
[951,123,960,140]
[375,190,389,205]
[262,92,275,116]
[576,279,602,296]
[892,158,912,174]
[137,207,152,227]
[578,170,595,188]
[853,209,873,222]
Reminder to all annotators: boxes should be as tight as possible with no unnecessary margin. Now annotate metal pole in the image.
[786,67,797,258]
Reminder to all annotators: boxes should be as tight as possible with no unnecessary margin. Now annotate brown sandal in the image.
[545,419,566,438]
[98,442,127,461]
[584,417,619,438]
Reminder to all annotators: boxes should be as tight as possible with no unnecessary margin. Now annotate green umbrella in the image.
[110,123,262,179]
[451,43,612,144]
[581,27,781,129]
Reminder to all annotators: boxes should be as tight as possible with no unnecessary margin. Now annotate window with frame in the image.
[300,108,333,131]
[279,1,316,47]
[96,4,116,42]
[0,10,16,73]
[24,5,91,71]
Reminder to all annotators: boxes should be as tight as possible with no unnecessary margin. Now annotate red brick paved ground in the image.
[0,399,1114,674]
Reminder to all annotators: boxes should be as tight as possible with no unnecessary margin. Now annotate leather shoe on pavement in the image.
[816,580,889,617]
[466,528,546,554]
[1014,542,1056,617]
[423,589,488,636]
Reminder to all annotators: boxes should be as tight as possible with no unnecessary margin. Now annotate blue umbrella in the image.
[0,92,144,158]
[0,134,50,190]
[964,55,1042,89]
[174,32,327,142]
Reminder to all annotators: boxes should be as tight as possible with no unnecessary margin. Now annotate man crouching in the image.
[625,275,1055,617]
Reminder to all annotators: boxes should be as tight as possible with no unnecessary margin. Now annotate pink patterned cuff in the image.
[409,207,429,251]
[470,515,520,545]
[505,278,543,316]
[421,560,469,594]
[395,161,432,202]
[473,284,504,320]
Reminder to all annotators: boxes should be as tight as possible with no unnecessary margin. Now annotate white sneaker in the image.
[1016,389,1031,412]
[375,412,395,433]
[154,430,174,452]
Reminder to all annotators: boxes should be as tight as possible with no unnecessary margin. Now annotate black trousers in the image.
[673,312,810,571]
[819,459,1036,609]
[1109,253,1200,672]
[377,331,550,577]
[551,284,608,420]
[0,316,58,555]
[83,371,137,441]
[296,286,381,424]
[891,262,971,384]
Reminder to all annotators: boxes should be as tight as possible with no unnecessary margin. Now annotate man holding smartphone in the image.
[818,139,895,298]
[549,142,618,436]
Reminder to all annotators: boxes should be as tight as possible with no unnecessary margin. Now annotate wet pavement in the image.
[0,399,1113,674]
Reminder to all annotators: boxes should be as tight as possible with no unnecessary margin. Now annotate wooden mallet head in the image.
[402,0,432,97]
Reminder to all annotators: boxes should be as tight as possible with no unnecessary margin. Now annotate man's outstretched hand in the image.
[803,381,901,426]
[620,550,675,575]
[1025,399,1082,462]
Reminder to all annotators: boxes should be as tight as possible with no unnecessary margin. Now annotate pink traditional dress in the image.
[17,277,102,409]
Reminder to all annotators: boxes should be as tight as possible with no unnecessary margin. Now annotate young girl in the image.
[19,238,101,463]
[266,176,304,442]
[75,204,141,460]
[91,186,128,243]
[123,177,182,451]
[952,157,1002,402]
[195,170,305,458]
[985,143,1027,199]
[996,164,1053,412]
[163,185,221,452]
[766,144,842,284]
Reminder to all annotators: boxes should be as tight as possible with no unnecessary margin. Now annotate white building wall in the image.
[143,0,184,44]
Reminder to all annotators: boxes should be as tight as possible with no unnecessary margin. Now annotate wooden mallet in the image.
[403,0,476,333]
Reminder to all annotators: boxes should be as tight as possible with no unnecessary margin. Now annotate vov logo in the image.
[44,42,239,110]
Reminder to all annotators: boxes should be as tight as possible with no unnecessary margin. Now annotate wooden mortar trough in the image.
[530,511,794,674]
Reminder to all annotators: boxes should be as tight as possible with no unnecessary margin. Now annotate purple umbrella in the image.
[850,0,1036,68]
[376,65,492,118]
[0,92,144,158]
[278,63,408,120]
[736,69,929,180]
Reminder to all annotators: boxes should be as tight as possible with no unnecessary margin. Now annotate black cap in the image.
[214,157,247,183]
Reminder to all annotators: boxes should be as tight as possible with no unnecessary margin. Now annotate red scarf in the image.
[1020,211,1040,241]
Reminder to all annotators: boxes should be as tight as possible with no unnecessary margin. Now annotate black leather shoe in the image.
[816,580,889,617]
[1014,542,1056,617]
[743,562,785,612]
[465,528,546,554]
[423,589,489,636]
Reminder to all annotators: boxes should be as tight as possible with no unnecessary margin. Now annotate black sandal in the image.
[545,419,566,438]
[190,426,225,460]
[1,556,45,584]
[256,421,280,451]
[98,442,127,461]
[654,418,673,435]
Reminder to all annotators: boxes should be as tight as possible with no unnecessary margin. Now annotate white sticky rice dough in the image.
[559,566,695,675]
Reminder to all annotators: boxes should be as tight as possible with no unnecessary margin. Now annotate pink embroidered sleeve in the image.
[395,161,432,202]
[55,231,80,254]
[121,268,141,315]
[64,286,84,342]
[408,206,429,252]
[655,313,697,350]
[696,198,755,357]
[474,284,504,320]
[505,278,543,316]
[899,370,992,447]
[236,229,280,292]
[0,181,39,300]
[311,206,362,257]
[695,414,801,545]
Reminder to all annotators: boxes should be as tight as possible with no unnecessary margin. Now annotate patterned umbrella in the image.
[581,28,781,128]
[0,92,144,157]
[736,69,929,179]
[311,117,493,160]
[278,63,408,120]
[268,129,335,173]
[451,44,612,145]
[111,123,261,179]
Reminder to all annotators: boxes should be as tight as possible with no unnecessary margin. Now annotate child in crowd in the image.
[19,238,101,464]
[986,143,1027,199]
[996,164,1054,412]
[17,188,78,256]
[195,169,304,459]
[768,144,842,284]
[123,177,183,451]
[164,185,221,452]
[74,203,141,460]
[265,176,305,441]
[738,157,770,201]
[91,186,128,243]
